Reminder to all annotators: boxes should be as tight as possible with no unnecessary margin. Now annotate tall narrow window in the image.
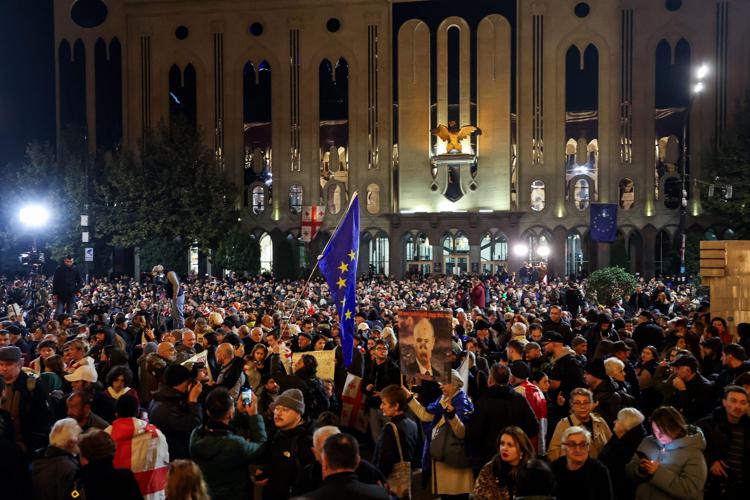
[243,60,272,208]
[169,64,197,128]
[619,178,635,209]
[366,184,381,214]
[252,186,265,215]
[320,58,349,202]
[289,184,303,214]
[573,178,590,210]
[531,180,545,211]
[259,233,273,272]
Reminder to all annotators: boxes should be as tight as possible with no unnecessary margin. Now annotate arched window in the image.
[565,233,586,277]
[531,180,545,211]
[619,178,635,210]
[327,184,342,214]
[366,184,381,214]
[480,233,508,274]
[252,186,265,215]
[443,232,470,275]
[289,184,303,214]
[573,178,590,210]
[259,233,273,272]
[370,232,389,275]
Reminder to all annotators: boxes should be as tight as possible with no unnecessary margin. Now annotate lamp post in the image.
[679,63,710,280]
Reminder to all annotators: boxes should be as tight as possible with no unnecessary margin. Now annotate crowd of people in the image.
[1,257,749,500]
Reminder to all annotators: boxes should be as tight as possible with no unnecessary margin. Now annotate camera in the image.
[19,251,44,266]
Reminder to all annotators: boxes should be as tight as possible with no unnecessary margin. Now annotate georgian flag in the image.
[301,205,326,242]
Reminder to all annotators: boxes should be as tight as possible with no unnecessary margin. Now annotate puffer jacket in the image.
[147,384,202,460]
[625,426,707,500]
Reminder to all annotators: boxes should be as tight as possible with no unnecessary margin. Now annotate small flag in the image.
[318,193,359,367]
[590,203,618,242]
[340,373,368,433]
[301,205,326,242]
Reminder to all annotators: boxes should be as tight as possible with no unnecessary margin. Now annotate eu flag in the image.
[318,193,360,367]
[590,203,618,242]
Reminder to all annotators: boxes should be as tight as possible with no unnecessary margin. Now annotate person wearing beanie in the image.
[148,363,204,460]
[257,388,315,500]
[583,314,619,359]
[599,407,647,500]
[509,361,548,455]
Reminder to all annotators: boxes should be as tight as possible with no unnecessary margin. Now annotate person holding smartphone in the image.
[190,387,266,500]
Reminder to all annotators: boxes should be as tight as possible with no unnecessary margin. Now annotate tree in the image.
[703,89,750,237]
[586,266,637,306]
[214,229,260,275]
[0,130,91,266]
[96,119,238,252]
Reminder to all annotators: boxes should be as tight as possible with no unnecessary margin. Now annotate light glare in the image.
[19,205,50,228]
[513,243,529,257]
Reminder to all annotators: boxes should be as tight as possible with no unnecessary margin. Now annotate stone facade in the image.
[53,0,750,277]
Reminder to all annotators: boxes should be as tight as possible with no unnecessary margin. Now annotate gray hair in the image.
[511,322,527,337]
[561,425,591,448]
[604,357,625,376]
[616,407,645,432]
[49,418,82,452]
[313,425,341,452]
[448,369,465,389]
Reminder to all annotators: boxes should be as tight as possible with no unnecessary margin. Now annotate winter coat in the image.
[106,417,170,500]
[303,471,390,500]
[697,407,750,496]
[52,264,83,298]
[147,383,202,460]
[625,427,707,500]
[591,376,636,427]
[31,445,79,500]
[666,373,715,423]
[78,460,144,500]
[138,352,168,405]
[363,357,401,409]
[599,424,647,500]
[466,385,539,469]
[552,457,613,500]
[261,422,315,500]
[371,414,419,478]
[190,415,267,500]
[472,457,515,500]
[408,389,475,495]
[547,412,612,462]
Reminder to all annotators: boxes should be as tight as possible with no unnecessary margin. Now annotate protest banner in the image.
[398,310,453,384]
[291,349,336,380]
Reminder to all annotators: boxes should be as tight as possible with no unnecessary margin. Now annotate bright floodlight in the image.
[19,205,50,228]
[693,82,705,94]
[513,243,529,257]
[696,64,710,80]
[537,245,551,258]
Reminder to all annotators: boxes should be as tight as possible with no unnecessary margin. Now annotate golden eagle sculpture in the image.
[431,120,482,153]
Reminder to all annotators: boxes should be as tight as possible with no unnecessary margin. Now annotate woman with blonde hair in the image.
[166,459,210,500]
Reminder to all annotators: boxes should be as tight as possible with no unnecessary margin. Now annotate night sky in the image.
[0,0,55,166]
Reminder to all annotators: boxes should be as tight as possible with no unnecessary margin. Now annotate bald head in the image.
[216,343,235,365]
[157,342,176,362]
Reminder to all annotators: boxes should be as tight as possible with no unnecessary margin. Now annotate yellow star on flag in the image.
[345,310,352,320]
[338,261,349,273]
[348,249,356,261]
[337,277,347,289]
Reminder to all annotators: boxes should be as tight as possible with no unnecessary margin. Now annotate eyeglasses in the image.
[572,400,591,406]
[564,441,589,449]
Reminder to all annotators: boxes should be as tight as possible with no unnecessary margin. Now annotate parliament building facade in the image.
[54,0,750,278]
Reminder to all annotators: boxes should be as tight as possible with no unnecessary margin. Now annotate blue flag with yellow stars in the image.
[590,203,618,242]
[318,193,360,367]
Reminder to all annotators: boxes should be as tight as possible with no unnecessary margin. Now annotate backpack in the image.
[301,378,329,419]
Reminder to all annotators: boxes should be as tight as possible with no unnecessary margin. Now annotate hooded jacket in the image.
[625,426,707,500]
[106,417,170,500]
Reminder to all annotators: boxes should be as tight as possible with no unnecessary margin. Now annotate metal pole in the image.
[679,98,691,281]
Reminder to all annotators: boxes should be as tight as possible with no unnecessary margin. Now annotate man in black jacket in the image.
[466,363,539,473]
[697,386,750,499]
[667,354,715,423]
[363,340,401,442]
[542,306,574,345]
[303,432,389,500]
[148,364,203,459]
[632,311,664,352]
[52,255,83,316]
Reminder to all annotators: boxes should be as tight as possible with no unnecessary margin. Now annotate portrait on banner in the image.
[398,310,452,384]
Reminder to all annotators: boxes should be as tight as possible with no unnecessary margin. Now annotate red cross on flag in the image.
[301,205,325,242]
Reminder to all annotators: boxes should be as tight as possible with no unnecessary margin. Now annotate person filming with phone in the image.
[190,387,266,500]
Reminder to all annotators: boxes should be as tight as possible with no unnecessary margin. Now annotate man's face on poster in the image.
[414,319,435,365]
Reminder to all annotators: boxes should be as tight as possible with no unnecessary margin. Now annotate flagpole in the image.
[288,192,359,326]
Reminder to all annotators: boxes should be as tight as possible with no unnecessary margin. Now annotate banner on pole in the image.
[398,310,453,384]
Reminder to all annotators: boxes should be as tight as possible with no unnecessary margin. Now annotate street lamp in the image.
[679,63,710,279]
[19,204,50,228]
[513,243,529,258]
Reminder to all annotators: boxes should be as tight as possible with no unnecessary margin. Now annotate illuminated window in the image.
[573,178,590,210]
[252,186,265,215]
[531,180,545,211]
[259,233,273,272]
[289,184,303,214]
